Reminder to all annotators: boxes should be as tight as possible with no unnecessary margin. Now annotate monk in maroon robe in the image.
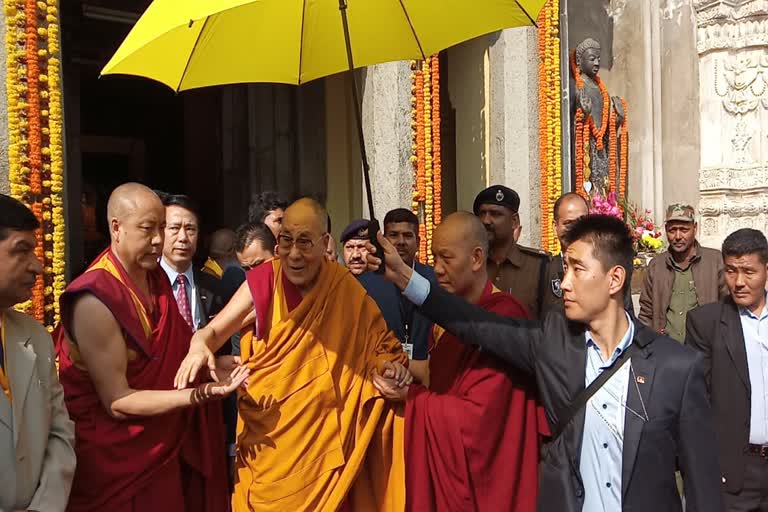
[55,183,247,512]
[374,212,549,512]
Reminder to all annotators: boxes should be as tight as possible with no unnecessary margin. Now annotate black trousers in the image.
[725,454,768,512]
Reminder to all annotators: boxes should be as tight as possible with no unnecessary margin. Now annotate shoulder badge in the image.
[518,245,552,259]
[551,278,563,298]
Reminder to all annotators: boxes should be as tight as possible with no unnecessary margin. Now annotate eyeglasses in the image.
[277,234,324,253]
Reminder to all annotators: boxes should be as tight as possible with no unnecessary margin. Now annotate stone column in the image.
[488,27,542,248]
[360,61,414,219]
[695,0,768,248]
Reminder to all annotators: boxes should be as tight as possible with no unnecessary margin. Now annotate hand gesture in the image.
[213,355,243,384]
[579,89,592,116]
[174,335,216,389]
[381,360,413,387]
[365,232,413,289]
[372,372,409,402]
[194,365,251,403]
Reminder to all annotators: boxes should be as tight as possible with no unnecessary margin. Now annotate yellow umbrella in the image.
[102,0,545,222]
[102,0,545,90]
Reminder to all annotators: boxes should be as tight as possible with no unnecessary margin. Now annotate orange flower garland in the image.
[537,0,563,253]
[609,106,617,193]
[410,55,442,264]
[6,0,66,328]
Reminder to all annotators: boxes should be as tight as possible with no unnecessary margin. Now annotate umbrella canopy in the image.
[102,0,546,91]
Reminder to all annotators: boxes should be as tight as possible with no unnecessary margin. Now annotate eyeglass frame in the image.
[276,232,328,254]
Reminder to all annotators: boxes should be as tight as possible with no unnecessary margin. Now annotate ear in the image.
[694,222,698,236]
[471,247,485,271]
[608,264,627,298]
[110,217,120,242]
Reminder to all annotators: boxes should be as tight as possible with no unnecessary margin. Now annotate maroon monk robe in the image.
[55,249,229,512]
[405,282,548,512]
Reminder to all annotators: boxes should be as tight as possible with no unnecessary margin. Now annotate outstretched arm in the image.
[367,233,540,376]
[175,282,254,388]
[70,294,247,419]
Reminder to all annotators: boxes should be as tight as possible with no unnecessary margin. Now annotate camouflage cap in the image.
[664,203,695,223]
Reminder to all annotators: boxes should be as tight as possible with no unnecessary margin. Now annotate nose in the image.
[735,272,747,288]
[560,271,573,292]
[177,228,189,242]
[30,256,43,275]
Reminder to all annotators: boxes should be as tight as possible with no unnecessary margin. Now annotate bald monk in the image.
[203,228,238,278]
[374,212,548,512]
[175,198,409,512]
[55,183,247,512]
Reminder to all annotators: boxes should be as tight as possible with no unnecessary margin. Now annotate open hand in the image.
[175,339,216,389]
[199,365,251,399]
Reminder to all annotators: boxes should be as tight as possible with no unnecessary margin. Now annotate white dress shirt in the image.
[160,258,202,331]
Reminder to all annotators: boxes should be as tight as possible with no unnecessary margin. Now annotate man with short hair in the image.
[686,228,768,510]
[175,198,408,511]
[374,212,546,511]
[202,229,237,278]
[474,185,555,319]
[639,203,727,342]
[359,208,435,384]
[0,194,75,512]
[55,183,245,511]
[368,213,723,511]
[234,221,276,271]
[341,218,370,276]
[548,193,634,314]
[248,191,288,239]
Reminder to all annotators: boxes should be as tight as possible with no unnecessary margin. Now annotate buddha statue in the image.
[569,38,628,198]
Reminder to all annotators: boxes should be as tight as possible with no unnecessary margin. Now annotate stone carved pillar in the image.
[695,0,768,248]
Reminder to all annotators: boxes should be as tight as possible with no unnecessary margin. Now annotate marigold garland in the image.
[537,0,563,253]
[6,0,66,329]
[410,55,442,265]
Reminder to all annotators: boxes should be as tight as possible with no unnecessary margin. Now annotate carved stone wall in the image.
[696,0,768,248]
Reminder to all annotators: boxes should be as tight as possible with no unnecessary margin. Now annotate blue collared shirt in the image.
[581,314,634,512]
[401,271,636,511]
[739,298,768,445]
[160,258,202,331]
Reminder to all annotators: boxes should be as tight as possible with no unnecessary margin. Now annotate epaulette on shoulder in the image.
[518,244,552,259]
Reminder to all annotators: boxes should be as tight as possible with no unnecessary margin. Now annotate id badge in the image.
[403,342,414,360]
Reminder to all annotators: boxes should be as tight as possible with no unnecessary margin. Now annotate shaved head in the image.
[283,198,328,237]
[107,182,165,273]
[209,228,236,260]
[435,211,489,255]
[432,211,489,301]
[107,182,163,222]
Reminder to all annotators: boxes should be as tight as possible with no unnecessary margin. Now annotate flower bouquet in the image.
[624,201,665,266]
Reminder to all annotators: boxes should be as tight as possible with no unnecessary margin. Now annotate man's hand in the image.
[365,232,414,291]
[174,333,216,389]
[372,372,409,402]
[381,361,413,387]
[193,365,251,403]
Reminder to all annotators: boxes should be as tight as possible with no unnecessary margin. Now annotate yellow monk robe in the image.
[233,259,407,512]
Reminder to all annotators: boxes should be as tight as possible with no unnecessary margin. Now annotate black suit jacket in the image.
[418,284,724,512]
[685,298,752,494]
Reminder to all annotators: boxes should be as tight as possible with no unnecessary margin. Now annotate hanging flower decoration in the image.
[410,55,442,265]
[537,0,563,254]
[5,0,66,330]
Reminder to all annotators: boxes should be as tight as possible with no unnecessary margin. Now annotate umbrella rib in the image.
[177,17,211,93]
[297,0,307,84]
[514,0,538,27]
[397,0,425,60]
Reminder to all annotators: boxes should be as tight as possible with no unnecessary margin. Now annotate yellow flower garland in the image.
[5,0,66,329]
[537,0,562,254]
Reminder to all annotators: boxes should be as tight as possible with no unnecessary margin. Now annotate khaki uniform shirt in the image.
[664,266,698,343]
[488,244,555,319]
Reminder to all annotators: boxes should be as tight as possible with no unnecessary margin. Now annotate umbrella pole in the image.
[338,0,376,221]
